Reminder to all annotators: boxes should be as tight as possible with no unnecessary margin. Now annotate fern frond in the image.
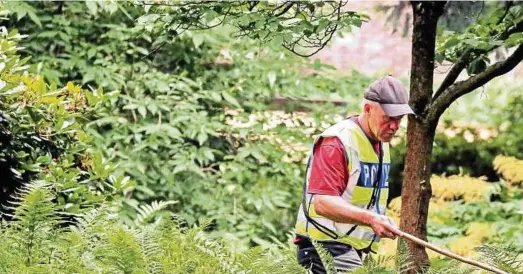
[134,200,177,226]
[135,225,163,274]
[8,180,61,267]
[395,239,415,273]
[476,244,523,274]
[350,254,393,274]
[312,240,338,274]
[94,227,146,274]
[423,258,477,274]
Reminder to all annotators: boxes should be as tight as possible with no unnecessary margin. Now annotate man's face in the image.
[368,104,403,142]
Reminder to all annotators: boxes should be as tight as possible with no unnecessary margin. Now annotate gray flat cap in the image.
[363,76,415,117]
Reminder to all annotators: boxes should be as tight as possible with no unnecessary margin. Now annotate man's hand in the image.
[370,215,401,240]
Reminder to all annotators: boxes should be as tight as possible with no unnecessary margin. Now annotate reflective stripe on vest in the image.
[294,118,391,252]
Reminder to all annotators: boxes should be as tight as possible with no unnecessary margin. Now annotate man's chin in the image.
[379,135,394,142]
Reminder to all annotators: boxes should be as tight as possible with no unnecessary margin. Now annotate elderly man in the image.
[294,76,414,273]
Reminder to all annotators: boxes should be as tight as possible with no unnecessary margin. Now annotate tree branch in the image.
[248,1,259,11]
[282,1,341,57]
[430,44,523,123]
[497,1,513,25]
[273,2,295,17]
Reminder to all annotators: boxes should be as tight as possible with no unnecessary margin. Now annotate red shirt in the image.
[307,137,349,196]
[307,118,379,195]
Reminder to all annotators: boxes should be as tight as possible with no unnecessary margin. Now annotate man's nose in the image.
[389,120,400,131]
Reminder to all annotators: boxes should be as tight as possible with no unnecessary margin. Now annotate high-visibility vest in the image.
[294,118,391,253]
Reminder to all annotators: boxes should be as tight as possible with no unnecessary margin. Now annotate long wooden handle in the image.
[396,230,507,274]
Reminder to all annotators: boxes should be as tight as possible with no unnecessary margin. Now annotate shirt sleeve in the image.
[307,137,349,196]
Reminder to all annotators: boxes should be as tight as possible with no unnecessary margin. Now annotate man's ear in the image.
[363,103,372,115]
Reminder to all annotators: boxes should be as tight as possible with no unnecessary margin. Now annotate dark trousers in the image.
[297,241,363,274]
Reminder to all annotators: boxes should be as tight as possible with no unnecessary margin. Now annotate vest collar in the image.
[349,116,380,146]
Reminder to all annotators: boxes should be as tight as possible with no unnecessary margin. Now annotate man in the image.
[294,76,414,273]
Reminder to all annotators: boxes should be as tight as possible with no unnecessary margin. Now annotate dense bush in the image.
[0,27,130,216]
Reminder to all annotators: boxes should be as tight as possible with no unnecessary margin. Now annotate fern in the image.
[476,245,523,274]
[349,255,393,274]
[394,239,415,273]
[134,200,177,226]
[312,240,338,274]
[8,181,61,267]
[3,190,518,274]
[423,259,475,274]
[135,225,162,274]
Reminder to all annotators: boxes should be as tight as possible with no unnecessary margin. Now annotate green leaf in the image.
[251,150,267,163]
[267,72,276,88]
[16,9,27,21]
[280,18,302,27]
[443,37,459,49]
[37,31,58,38]
[505,33,523,47]
[173,164,187,174]
[138,106,147,118]
[222,90,240,108]
[203,150,214,161]
[192,33,205,48]
[86,1,98,16]
[164,125,181,139]
[205,10,219,22]
[27,10,41,27]
[466,58,487,76]
[435,53,445,64]
[106,2,118,14]
[316,18,329,33]
[61,118,75,130]
[270,34,284,48]
[197,132,208,145]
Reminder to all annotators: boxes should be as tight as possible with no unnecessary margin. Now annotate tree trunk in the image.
[400,119,436,272]
[399,2,446,273]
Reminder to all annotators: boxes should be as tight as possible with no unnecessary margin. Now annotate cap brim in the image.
[381,103,415,117]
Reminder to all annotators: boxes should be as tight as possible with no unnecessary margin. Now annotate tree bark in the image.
[399,2,446,273]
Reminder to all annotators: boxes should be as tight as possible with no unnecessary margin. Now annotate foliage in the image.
[0,26,130,216]
[0,181,306,274]
[435,2,523,72]
[422,157,523,257]
[4,2,523,272]
[389,87,523,191]
[494,155,523,187]
[1,181,521,273]
[133,0,367,57]
[2,1,377,248]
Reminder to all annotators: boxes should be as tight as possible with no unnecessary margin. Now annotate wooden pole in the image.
[395,229,508,274]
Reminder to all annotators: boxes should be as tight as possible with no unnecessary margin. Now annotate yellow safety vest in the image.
[294,118,391,253]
